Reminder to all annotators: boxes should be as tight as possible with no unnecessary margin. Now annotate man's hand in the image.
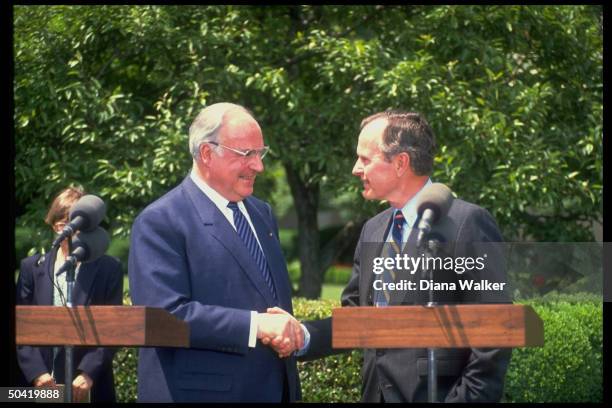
[257,307,304,358]
[72,372,93,403]
[33,373,56,388]
[259,307,304,358]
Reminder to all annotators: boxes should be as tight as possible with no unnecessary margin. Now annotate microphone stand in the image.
[421,237,441,403]
[63,236,75,403]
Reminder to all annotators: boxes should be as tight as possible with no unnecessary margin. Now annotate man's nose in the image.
[250,155,264,173]
[352,160,362,176]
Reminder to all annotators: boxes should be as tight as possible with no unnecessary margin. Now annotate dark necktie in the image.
[227,202,277,301]
[375,210,406,307]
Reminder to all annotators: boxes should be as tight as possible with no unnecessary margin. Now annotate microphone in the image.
[56,227,110,276]
[51,195,106,249]
[416,183,454,248]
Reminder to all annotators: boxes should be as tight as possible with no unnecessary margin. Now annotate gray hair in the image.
[360,110,436,176]
[188,102,254,160]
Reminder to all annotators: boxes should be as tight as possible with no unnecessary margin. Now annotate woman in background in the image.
[16,186,123,402]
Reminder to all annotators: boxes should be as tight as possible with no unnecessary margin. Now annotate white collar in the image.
[393,178,432,228]
[189,168,248,215]
[190,168,232,206]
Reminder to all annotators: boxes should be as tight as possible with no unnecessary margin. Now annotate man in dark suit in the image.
[16,187,123,403]
[296,110,511,402]
[128,103,306,402]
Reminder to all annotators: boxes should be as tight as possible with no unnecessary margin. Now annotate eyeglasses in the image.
[53,220,68,232]
[207,141,270,160]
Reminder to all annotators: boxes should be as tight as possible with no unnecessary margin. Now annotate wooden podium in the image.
[16,305,189,347]
[332,304,543,348]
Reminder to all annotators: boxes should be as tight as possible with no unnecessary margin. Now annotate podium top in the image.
[16,305,189,348]
[332,304,543,349]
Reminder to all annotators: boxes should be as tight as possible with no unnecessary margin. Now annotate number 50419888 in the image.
[1,387,63,402]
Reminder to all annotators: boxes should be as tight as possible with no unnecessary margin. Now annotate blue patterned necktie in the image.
[227,202,277,301]
[375,210,406,307]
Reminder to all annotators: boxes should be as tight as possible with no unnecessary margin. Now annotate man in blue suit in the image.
[128,103,307,402]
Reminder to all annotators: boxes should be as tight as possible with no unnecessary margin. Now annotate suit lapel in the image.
[35,249,57,306]
[391,222,422,305]
[363,209,393,304]
[73,261,99,305]
[244,199,292,309]
[182,177,275,305]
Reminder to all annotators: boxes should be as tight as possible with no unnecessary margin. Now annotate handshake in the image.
[256,307,304,358]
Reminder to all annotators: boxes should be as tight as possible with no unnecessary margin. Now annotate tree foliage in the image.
[14,6,602,297]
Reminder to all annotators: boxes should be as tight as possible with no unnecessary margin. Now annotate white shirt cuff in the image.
[295,323,311,356]
[248,311,258,348]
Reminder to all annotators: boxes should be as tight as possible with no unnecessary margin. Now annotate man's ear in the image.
[394,152,411,176]
[199,143,213,165]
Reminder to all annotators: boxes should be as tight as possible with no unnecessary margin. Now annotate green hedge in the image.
[112,293,602,402]
[293,298,362,402]
[113,347,138,402]
[503,293,602,402]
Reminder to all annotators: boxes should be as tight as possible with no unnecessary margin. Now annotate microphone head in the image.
[416,183,454,223]
[72,227,110,263]
[69,195,106,231]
